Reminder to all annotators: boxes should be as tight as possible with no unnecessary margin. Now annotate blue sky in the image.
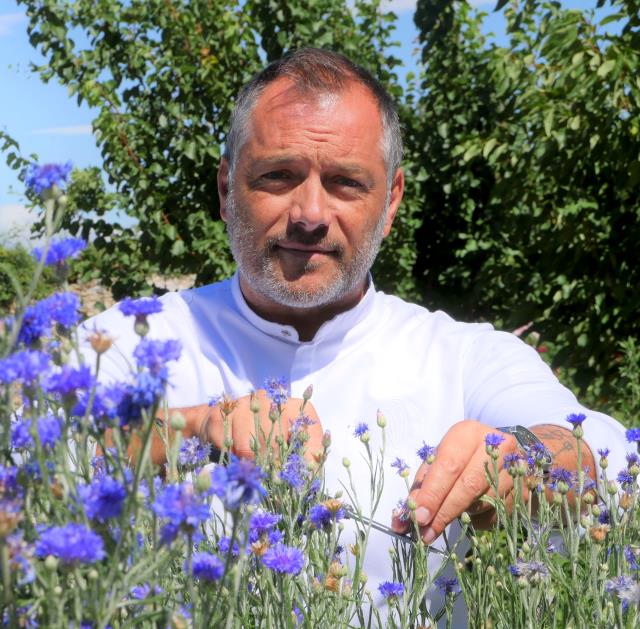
[0,0,598,243]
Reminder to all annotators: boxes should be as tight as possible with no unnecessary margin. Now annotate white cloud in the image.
[0,12,26,37]
[32,125,93,136]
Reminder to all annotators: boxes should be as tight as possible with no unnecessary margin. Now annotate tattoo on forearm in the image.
[530,424,575,457]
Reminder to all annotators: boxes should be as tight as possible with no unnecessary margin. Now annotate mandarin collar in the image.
[230,272,377,344]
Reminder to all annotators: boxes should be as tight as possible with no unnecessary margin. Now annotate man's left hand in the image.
[390,420,520,543]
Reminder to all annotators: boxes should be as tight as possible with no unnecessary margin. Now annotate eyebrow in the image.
[249,154,374,178]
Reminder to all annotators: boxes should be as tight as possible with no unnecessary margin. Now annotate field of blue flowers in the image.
[2,165,640,628]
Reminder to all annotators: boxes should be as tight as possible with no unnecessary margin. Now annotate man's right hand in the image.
[152,390,324,466]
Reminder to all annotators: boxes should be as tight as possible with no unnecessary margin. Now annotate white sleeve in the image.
[463,326,629,484]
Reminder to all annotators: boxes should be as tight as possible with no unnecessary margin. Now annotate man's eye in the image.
[262,171,290,180]
[333,177,362,189]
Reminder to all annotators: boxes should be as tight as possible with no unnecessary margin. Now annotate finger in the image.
[407,421,481,534]
[391,462,430,533]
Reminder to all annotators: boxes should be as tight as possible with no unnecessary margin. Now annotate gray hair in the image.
[224,47,403,188]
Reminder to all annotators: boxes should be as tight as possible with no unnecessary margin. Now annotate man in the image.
[81,47,627,616]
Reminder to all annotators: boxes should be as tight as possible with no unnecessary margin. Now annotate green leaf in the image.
[597,59,615,78]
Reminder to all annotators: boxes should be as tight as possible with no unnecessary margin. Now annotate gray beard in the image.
[225,188,388,309]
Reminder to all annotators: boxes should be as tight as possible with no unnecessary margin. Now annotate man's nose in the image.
[288,177,331,231]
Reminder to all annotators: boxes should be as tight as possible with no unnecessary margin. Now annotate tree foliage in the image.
[11,0,640,403]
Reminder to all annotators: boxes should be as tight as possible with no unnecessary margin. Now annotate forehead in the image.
[240,78,385,166]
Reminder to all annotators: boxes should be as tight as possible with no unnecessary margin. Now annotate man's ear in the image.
[382,168,405,238]
[217,157,230,222]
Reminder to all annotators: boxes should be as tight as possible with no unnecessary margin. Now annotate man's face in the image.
[219,79,403,311]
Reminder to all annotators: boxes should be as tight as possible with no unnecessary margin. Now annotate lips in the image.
[276,242,335,256]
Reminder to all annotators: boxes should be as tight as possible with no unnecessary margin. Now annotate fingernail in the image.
[422,527,437,545]
[415,507,431,526]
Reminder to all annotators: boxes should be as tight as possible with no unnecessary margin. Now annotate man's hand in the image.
[390,419,595,544]
[152,390,324,466]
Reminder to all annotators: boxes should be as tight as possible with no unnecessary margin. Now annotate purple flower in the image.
[261,543,305,575]
[73,382,128,429]
[47,292,82,328]
[566,412,586,427]
[485,433,505,448]
[152,482,210,538]
[133,338,182,375]
[353,422,369,438]
[391,457,409,476]
[79,475,126,522]
[378,581,404,600]
[35,523,105,564]
[264,377,289,406]
[503,452,525,471]
[548,467,573,491]
[210,456,266,510]
[509,560,549,580]
[14,299,52,345]
[617,469,635,487]
[43,364,93,398]
[627,453,640,467]
[32,237,86,267]
[249,510,281,542]
[625,546,640,571]
[6,530,35,586]
[435,576,461,595]
[0,465,21,499]
[178,437,211,469]
[25,162,72,194]
[189,552,224,581]
[118,297,163,323]
[11,414,62,450]
[309,503,345,529]
[417,442,436,462]
[280,453,308,491]
[0,350,50,385]
[598,448,610,458]
[599,508,611,525]
[626,428,640,444]
[606,575,640,609]
[218,536,240,557]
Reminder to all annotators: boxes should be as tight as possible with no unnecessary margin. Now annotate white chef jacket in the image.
[79,273,629,626]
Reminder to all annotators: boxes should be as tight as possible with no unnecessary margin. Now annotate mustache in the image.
[266,224,345,255]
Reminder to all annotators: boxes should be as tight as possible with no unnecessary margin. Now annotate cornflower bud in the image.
[376,410,387,428]
[54,586,63,596]
[607,481,618,496]
[88,330,113,355]
[592,504,602,517]
[224,437,233,449]
[88,569,99,581]
[461,512,471,525]
[249,392,261,413]
[268,402,279,423]
[629,464,640,478]
[170,413,186,431]
[620,492,633,510]
[45,555,59,571]
[590,524,610,543]
[580,515,591,528]
[572,425,584,439]
[303,384,313,401]
[334,490,343,498]
[407,498,417,511]
[553,492,562,505]
[521,542,530,554]
[322,430,332,448]
[195,469,212,493]
[342,457,351,468]
[582,491,595,505]
[487,566,496,577]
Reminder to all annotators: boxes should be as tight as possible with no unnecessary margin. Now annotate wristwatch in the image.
[497,425,553,475]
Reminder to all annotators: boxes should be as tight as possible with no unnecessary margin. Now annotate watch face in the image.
[499,426,553,469]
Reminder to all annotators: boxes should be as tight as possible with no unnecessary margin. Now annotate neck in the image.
[238,275,368,342]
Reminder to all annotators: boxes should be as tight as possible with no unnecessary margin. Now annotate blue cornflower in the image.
[280,453,308,491]
[391,457,409,476]
[11,414,62,450]
[79,475,126,522]
[47,292,82,328]
[7,531,35,586]
[485,433,505,448]
[417,442,436,462]
[218,536,240,557]
[0,465,21,498]
[43,364,93,398]
[606,575,640,609]
[0,350,50,385]
[566,412,586,427]
[261,543,305,575]
[152,482,211,540]
[626,428,640,444]
[189,552,224,581]
[35,523,105,564]
[353,422,369,438]
[178,437,211,469]
[435,576,462,595]
[503,452,525,472]
[617,469,635,487]
[627,453,640,467]
[32,237,86,267]
[598,448,610,458]
[249,510,281,542]
[598,508,611,525]
[222,456,266,509]
[509,560,549,581]
[309,504,332,529]
[264,376,289,406]
[548,467,573,492]
[625,546,640,571]
[25,162,72,194]
[73,382,128,430]
[15,299,52,345]
[133,338,182,375]
[119,297,163,320]
[378,581,404,600]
